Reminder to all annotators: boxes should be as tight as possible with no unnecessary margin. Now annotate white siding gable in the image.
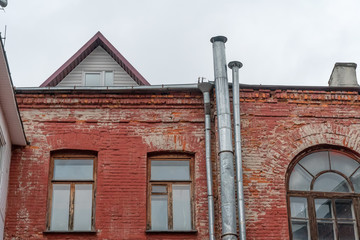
[57,46,138,87]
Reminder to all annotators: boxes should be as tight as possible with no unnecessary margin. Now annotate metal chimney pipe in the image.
[198,81,216,240]
[210,36,237,240]
[228,61,246,240]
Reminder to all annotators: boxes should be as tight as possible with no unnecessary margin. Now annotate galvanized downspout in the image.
[229,61,246,240]
[211,36,237,240]
[198,81,216,240]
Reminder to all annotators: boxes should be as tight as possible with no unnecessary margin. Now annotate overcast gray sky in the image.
[1,0,360,87]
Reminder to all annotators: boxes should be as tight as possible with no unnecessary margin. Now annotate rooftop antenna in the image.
[1,25,6,47]
[0,0,7,12]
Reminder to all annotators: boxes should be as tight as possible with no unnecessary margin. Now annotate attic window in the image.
[84,71,113,86]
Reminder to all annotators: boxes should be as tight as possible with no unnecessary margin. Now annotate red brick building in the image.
[4,33,360,240]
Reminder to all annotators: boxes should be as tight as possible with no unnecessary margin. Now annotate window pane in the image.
[85,73,101,86]
[330,152,359,177]
[151,195,168,230]
[151,161,190,180]
[350,168,360,193]
[104,71,114,86]
[335,199,353,219]
[289,165,312,191]
[313,172,350,192]
[315,199,332,219]
[290,197,308,218]
[338,223,356,240]
[152,185,167,193]
[73,184,93,231]
[173,184,191,230]
[299,151,330,176]
[54,159,93,180]
[291,221,309,240]
[50,184,70,231]
[317,221,335,240]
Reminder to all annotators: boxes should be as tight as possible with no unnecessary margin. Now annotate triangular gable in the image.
[40,31,150,87]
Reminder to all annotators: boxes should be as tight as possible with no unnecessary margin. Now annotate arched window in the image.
[287,147,360,240]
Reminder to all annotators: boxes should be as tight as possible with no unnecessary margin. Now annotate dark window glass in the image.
[338,223,356,240]
[335,199,353,219]
[317,221,335,240]
[292,221,309,240]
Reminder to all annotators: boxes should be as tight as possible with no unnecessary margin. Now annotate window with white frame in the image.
[84,71,114,86]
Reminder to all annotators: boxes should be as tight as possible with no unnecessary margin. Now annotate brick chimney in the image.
[328,62,358,87]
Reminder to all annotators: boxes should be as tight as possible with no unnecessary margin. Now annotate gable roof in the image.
[40,32,150,87]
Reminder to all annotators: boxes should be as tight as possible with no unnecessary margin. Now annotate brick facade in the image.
[6,90,210,240]
[5,87,360,239]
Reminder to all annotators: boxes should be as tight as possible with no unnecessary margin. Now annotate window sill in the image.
[43,230,97,234]
[146,230,197,234]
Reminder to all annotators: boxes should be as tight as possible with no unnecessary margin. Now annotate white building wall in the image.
[0,106,12,240]
[57,46,138,87]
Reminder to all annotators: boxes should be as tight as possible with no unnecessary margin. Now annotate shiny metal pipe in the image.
[229,61,246,240]
[210,36,237,240]
[198,82,216,240]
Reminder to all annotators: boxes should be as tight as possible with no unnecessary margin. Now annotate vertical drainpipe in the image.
[210,36,238,240]
[198,81,215,240]
[228,61,246,240]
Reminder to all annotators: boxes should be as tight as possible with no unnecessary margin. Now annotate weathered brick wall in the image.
[7,87,360,240]
[5,90,210,240]
[237,88,360,239]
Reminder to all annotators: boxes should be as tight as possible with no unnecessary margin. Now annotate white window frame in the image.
[82,71,114,86]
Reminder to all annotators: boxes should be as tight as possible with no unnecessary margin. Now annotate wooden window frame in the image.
[146,153,195,232]
[46,151,97,232]
[286,147,360,240]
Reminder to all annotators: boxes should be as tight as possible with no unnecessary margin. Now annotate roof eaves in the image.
[97,33,150,86]
[40,32,101,87]
[0,34,27,146]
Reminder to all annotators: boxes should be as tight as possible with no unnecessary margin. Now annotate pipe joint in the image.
[221,232,239,238]
[218,150,234,155]
[198,82,213,93]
